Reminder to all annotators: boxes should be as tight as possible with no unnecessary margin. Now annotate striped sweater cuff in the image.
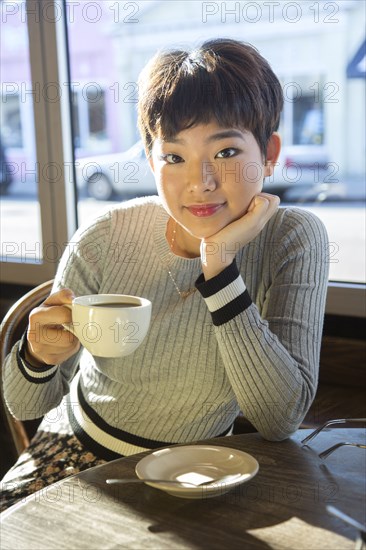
[17,332,58,383]
[195,260,252,326]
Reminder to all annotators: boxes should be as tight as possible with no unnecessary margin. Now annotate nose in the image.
[187,160,218,193]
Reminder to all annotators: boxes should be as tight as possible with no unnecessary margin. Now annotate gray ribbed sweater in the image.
[3,196,329,458]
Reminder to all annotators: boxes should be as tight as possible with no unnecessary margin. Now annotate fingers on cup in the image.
[28,325,80,365]
[43,288,75,307]
[30,303,74,328]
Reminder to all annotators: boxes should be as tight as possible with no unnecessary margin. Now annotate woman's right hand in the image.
[26,288,81,366]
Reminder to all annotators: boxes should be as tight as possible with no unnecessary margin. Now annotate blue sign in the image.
[347,39,366,79]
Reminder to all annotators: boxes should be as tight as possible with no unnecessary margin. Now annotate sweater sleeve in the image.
[196,208,329,441]
[2,210,111,421]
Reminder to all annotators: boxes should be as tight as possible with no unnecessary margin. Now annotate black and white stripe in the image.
[67,372,233,460]
[196,260,252,326]
[17,338,58,384]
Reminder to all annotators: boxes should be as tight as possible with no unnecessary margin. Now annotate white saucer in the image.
[135,445,259,499]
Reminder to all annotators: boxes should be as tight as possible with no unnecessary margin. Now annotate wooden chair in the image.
[0,280,54,464]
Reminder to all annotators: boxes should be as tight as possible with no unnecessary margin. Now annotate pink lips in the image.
[186,204,224,217]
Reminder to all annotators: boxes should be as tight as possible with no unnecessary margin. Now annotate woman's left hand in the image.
[200,192,280,279]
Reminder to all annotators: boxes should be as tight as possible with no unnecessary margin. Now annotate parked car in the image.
[75,141,156,200]
[264,145,335,200]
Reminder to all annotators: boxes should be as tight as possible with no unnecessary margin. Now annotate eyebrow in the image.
[163,130,247,145]
[206,130,247,143]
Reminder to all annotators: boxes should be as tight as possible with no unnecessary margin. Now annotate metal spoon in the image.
[106,474,241,488]
[327,505,366,533]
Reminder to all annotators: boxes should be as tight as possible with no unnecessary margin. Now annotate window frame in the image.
[0,0,77,285]
[0,0,365,318]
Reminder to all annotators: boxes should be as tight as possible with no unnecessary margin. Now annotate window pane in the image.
[66,0,365,284]
[0,0,43,263]
[67,1,158,211]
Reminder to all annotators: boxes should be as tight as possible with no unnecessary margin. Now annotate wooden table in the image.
[1,428,365,549]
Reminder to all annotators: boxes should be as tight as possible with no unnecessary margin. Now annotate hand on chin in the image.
[200,193,280,279]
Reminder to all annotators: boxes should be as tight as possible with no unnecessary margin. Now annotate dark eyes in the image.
[216,148,238,159]
[160,148,239,164]
[161,154,183,164]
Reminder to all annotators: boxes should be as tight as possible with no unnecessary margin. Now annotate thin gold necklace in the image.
[166,219,197,299]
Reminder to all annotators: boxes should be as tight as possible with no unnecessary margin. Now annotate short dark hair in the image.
[137,38,283,159]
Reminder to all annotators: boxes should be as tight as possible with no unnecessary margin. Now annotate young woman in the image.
[1,38,328,509]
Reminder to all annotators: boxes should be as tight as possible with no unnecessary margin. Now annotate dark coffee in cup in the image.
[64,294,151,357]
[93,302,140,308]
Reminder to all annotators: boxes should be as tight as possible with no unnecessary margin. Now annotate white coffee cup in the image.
[64,294,152,357]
